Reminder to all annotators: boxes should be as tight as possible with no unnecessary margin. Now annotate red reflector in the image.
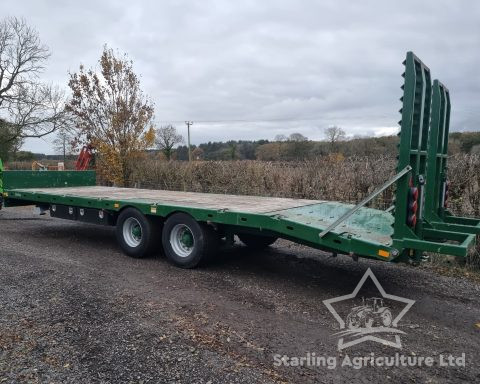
[407,214,417,227]
[409,187,419,201]
[409,200,418,214]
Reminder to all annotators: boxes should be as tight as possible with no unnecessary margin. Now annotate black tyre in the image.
[162,212,218,268]
[116,208,161,258]
[238,233,277,249]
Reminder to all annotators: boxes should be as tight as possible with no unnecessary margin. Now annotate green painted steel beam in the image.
[424,80,450,222]
[422,228,472,243]
[393,52,431,241]
[422,78,480,239]
[393,52,433,262]
[444,215,480,226]
[402,236,474,258]
[2,171,96,190]
[429,221,480,235]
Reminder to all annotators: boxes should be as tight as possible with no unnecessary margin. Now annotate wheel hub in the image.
[181,231,193,247]
[123,217,143,247]
[132,225,141,240]
[170,224,194,258]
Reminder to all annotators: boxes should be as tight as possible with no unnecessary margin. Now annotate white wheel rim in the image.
[123,217,142,247]
[170,224,194,258]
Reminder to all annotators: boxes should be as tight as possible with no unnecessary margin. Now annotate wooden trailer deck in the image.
[11,186,322,213]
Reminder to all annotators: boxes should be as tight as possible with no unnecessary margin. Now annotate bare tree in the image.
[0,17,66,142]
[274,134,287,142]
[324,126,346,151]
[155,124,184,160]
[289,133,308,142]
[53,127,75,162]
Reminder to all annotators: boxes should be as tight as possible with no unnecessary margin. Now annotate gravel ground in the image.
[1,206,479,383]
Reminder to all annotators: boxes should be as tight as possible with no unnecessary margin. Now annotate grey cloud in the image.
[4,0,479,153]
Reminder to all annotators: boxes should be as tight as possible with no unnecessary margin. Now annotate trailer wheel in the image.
[162,213,218,268]
[238,234,277,249]
[116,208,159,258]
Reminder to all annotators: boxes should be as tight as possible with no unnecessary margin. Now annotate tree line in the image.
[15,131,480,164]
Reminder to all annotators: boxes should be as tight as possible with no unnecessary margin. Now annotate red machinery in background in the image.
[75,145,93,171]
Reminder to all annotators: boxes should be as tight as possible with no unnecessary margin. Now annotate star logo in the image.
[323,268,415,350]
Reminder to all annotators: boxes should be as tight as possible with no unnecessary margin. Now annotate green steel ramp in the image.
[270,203,394,246]
[391,52,479,262]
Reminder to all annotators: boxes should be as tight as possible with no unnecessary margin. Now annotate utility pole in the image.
[185,121,193,161]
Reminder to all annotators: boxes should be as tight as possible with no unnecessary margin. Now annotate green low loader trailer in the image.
[1,52,479,268]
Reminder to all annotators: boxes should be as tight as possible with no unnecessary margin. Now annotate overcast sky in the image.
[6,0,480,154]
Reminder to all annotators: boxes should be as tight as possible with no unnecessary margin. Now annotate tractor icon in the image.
[346,297,393,329]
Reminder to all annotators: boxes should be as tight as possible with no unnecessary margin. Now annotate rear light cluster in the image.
[407,177,418,228]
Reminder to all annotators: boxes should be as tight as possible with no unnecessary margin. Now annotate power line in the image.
[155,113,403,124]
[156,116,329,124]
